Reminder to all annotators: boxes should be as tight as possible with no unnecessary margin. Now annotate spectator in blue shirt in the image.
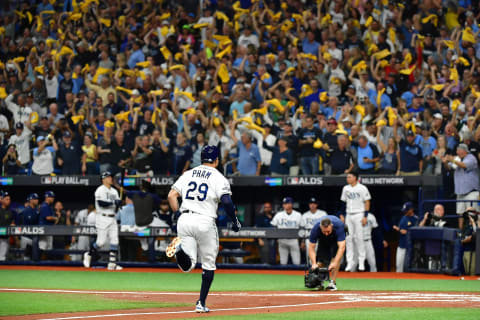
[230,122,261,176]
[302,30,320,55]
[415,124,437,174]
[353,135,380,174]
[395,129,423,175]
[127,40,145,69]
[263,136,293,175]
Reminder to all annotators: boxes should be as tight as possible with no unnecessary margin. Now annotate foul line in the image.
[35,300,355,320]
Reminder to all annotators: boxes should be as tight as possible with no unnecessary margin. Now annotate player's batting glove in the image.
[232,218,241,232]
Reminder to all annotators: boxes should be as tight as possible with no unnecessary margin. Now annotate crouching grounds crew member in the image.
[166,145,241,313]
[308,215,347,291]
[83,171,123,271]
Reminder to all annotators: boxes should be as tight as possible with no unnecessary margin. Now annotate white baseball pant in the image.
[278,239,300,265]
[396,247,406,272]
[364,239,377,272]
[95,215,119,247]
[0,238,8,261]
[345,213,366,269]
[177,213,219,271]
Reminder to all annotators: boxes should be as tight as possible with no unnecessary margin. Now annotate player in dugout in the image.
[307,215,347,291]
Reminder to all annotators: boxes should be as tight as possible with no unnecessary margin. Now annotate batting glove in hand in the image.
[232,218,241,232]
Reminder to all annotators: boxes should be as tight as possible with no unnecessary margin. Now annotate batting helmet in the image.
[201,145,219,163]
[27,193,39,201]
[45,191,55,198]
[101,171,112,179]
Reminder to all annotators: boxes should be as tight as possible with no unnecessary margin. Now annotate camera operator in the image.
[419,204,449,228]
[460,207,478,275]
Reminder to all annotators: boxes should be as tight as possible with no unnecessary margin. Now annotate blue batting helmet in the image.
[201,145,219,163]
[27,193,39,201]
[45,191,55,198]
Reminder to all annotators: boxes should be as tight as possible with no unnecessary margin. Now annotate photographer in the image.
[461,207,478,275]
[32,135,58,175]
[419,204,449,228]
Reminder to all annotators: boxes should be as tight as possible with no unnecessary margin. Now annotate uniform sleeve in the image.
[370,214,378,228]
[335,225,346,242]
[363,185,372,201]
[399,216,408,230]
[171,174,185,194]
[340,186,347,202]
[271,212,279,226]
[215,175,232,199]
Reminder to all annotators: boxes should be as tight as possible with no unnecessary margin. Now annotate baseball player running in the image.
[83,171,123,270]
[308,215,347,291]
[272,197,302,265]
[166,145,241,313]
[339,172,371,272]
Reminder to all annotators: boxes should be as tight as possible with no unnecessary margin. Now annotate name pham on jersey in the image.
[191,169,212,179]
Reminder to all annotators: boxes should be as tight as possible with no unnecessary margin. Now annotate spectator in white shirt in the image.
[5,90,32,126]
[8,122,31,167]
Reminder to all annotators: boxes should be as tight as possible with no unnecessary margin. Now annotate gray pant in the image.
[0,238,9,261]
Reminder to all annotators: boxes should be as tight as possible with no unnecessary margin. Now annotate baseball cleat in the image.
[358,264,365,272]
[195,301,210,313]
[326,280,337,291]
[107,263,123,270]
[166,237,181,258]
[83,252,91,268]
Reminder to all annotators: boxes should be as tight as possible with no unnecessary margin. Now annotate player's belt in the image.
[101,213,116,217]
[182,210,199,214]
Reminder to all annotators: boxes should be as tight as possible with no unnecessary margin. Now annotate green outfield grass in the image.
[177,308,480,320]
[0,292,187,316]
[0,269,478,292]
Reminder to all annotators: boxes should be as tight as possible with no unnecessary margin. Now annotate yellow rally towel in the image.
[443,40,455,49]
[355,105,365,118]
[422,14,438,27]
[300,84,313,98]
[313,138,323,149]
[457,57,470,66]
[462,27,476,43]
[376,88,385,108]
[216,45,232,59]
[34,65,45,74]
[115,86,133,95]
[178,91,195,102]
[320,91,329,102]
[160,46,171,60]
[400,65,416,75]
[92,67,111,83]
[169,64,186,71]
[0,87,7,99]
[218,63,230,83]
[266,99,285,113]
[451,99,461,111]
[376,119,387,127]
[215,11,229,22]
[71,115,85,124]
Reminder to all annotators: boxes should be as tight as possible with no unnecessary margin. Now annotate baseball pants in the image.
[345,213,366,269]
[95,215,119,248]
[71,236,91,261]
[39,236,53,251]
[456,191,479,215]
[0,238,8,261]
[364,239,377,272]
[177,213,219,271]
[278,239,300,265]
[396,247,406,272]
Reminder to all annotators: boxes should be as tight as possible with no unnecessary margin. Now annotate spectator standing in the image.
[271,197,302,265]
[443,144,479,229]
[393,202,418,273]
[376,127,400,175]
[2,144,22,175]
[328,135,354,175]
[395,129,423,175]
[297,115,323,175]
[131,135,153,176]
[0,192,15,261]
[81,133,98,175]
[8,122,30,168]
[352,135,380,174]
[32,136,58,175]
[57,131,81,175]
[230,122,261,176]
[262,136,293,175]
[172,132,192,175]
[151,127,171,175]
[109,130,131,176]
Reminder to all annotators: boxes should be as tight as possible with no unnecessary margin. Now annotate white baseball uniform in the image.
[301,209,327,266]
[362,213,378,272]
[271,210,302,265]
[70,209,94,261]
[341,182,371,270]
[171,164,232,271]
[94,184,120,248]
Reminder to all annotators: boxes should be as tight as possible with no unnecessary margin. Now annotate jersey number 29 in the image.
[185,182,208,201]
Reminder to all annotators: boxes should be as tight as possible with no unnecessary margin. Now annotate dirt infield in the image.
[2,288,480,320]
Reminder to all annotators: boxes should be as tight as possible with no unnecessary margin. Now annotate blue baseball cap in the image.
[283,197,293,204]
[401,201,414,213]
[101,171,112,179]
[201,145,219,163]
[309,197,317,204]
[27,193,39,201]
[45,191,55,198]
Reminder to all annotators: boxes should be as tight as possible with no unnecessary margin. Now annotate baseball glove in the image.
[304,267,330,289]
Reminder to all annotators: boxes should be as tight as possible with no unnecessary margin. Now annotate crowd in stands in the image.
[0,0,480,178]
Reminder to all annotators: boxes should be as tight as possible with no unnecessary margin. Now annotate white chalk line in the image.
[34,300,356,320]
[2,288,480,300]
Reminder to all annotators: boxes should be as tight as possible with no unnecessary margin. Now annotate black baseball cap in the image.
[309,197,317,204]
[282,197,293,204]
